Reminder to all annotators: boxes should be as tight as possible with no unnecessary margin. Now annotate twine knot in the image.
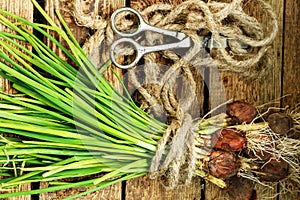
[149,113,197,188]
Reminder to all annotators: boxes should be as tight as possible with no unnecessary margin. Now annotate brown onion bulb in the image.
[256,158,289,182]
[212,128,246,151]
[206,150,240,179]
[227,101,257,123]
[267,113,292,135]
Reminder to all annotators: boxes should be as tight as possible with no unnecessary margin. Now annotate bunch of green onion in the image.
[0,0,171,199]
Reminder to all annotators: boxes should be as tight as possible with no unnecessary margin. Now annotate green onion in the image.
[0,0,166,198]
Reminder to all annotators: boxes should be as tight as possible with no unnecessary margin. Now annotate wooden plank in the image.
[39,0,125,199]
[205,0,284,199]
[126,175,201,200]
[282,1,300,107]
[0,1,33,200]
[125,0,203,199]
[280,0,300,199]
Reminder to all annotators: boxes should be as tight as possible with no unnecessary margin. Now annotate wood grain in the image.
[282,0,300,107]
[0,1,33,200]
[126,175,201,200]
[206,0,284,199]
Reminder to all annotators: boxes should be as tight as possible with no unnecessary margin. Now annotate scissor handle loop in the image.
[110,38,143,69]
[111,7,147,38]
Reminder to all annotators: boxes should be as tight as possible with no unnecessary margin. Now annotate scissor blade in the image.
[199,36,248,49]
[176,32,189,41]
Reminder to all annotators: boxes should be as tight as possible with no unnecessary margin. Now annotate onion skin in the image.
[267,113,292,135]
[212,128,246,151]
[207,150,240,179]
[256,158,289,182]
[227,101,257,123]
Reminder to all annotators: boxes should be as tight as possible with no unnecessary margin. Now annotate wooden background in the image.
[1,0,299,199]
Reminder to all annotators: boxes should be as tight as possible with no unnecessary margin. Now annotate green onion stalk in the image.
[0,1,212,198]
[0,0,299,199]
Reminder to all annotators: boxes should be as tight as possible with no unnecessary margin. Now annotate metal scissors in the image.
[110,7,247,69]
[110,7,191,69]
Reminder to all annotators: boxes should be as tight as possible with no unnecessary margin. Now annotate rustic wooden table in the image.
[1,0,299,199]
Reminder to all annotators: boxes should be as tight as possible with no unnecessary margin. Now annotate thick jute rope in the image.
[65,0,278,188]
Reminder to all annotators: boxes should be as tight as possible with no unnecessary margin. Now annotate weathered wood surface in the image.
[1,0,299,199]
[126,175,202,200]
[282,0,300,107]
